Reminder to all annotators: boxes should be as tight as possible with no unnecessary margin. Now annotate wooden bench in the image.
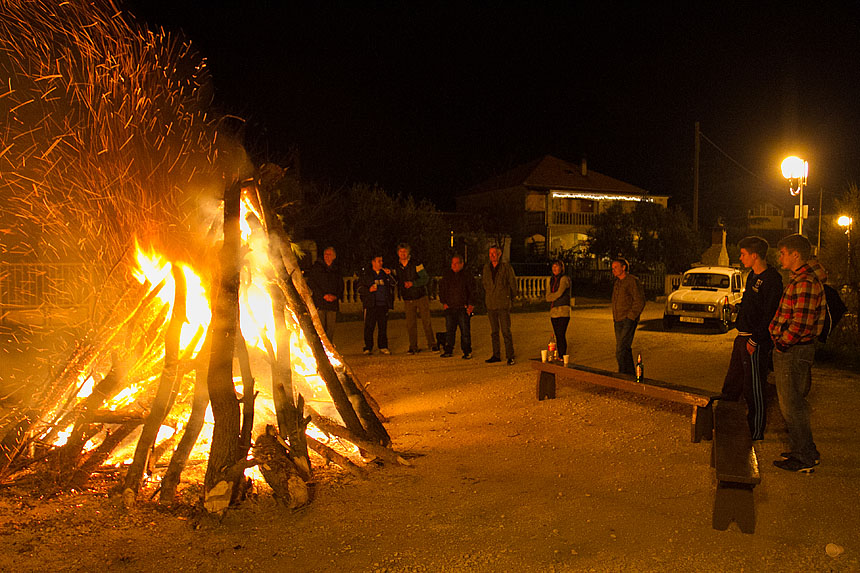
[530,360,714,443]
[711,399,760,534]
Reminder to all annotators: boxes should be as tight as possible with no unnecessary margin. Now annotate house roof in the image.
[464,155,659,198]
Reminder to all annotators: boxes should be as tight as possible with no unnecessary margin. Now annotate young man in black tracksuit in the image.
[717,236,783,440]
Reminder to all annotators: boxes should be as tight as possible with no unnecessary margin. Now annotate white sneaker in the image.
[379,348,391,355]
[362,349,372,355]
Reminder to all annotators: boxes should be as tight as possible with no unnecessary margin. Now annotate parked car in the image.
[663,266,744,333]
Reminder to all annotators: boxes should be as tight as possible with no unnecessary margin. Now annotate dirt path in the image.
[2,303,859,572]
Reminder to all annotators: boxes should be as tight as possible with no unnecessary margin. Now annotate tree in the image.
[587,202,700,273]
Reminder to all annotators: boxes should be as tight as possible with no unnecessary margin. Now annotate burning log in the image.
[122,265,188,500]
[308,409,410,468]
[235,334,256,459]
[70,422,140,490]
[203,179,244,507]
[306,436,366,478]
[253,425,309,509]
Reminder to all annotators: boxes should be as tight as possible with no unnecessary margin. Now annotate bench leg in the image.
[713,481,756,534]
[537,371,556,400]
[691,403,713,443]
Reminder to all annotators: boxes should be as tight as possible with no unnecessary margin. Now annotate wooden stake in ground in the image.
[203,179,244,513]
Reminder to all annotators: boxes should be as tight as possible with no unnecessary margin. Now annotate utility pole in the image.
[693,122,700,233]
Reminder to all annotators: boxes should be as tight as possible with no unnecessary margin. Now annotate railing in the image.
[0,262,92,325]
[341,275,550,313]
[552,211,595,226]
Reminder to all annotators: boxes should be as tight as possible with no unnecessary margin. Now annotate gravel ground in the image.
[1,302,859,572]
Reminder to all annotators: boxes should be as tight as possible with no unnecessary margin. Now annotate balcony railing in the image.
[552,211,595,226]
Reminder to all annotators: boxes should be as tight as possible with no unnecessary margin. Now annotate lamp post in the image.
[781,156,809,235]
[839,215,852,285]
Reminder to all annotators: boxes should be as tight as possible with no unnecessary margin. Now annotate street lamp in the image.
[781,156,809,234]
[839,215,852,285]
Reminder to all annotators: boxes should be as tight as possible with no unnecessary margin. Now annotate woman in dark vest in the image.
[545,260,571,358]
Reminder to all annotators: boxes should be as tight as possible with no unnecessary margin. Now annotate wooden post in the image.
[203,179,243,508]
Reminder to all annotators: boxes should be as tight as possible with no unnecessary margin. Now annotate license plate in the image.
[680,316,705,324]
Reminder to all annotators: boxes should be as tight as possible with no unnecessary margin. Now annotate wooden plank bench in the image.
[529,360,714,443]
[711,399,760,534]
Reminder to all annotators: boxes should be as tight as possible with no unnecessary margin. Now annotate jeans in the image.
[487,308,514,359]
[551,316,570,357]
[772,344,818,465]
[404,296,435,350]
[614,318,638,375]
[444,307,472,354]
[363,306,389,351]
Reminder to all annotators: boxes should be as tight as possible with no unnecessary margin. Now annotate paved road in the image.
[335,300,737,395]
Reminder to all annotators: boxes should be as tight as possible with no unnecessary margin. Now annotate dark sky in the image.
[126,2,860,218]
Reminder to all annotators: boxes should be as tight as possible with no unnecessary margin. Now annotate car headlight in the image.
[707,304,716,313]
[671,302,679,310]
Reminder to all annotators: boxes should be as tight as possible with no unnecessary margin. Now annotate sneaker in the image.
[773,457,816,473]
[780,451,820,465]
[462,353,472,360]
[362,349,372,355]
[406,349,417,355]
[379,348,391,355]
[431,345,440,352]
[485,356,501,363]
[440,352,453,358]
[507,358,516,366]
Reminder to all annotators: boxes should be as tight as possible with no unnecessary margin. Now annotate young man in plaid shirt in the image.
[769,234,827,473]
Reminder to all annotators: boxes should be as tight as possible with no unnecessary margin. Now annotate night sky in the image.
[126,2,860,219]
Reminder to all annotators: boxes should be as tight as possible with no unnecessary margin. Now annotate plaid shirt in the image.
[768,260,827,352]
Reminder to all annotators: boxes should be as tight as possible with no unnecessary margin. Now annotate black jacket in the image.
[439,267,477,309]
[736,266,783,348]
[358,268,397,310]
[306,260,344,312]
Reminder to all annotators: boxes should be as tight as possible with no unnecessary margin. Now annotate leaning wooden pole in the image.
[123,265,187,501]
[203,179,244,509]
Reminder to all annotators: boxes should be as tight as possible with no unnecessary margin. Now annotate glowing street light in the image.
[781,156,809,234]
[839,215,853,285]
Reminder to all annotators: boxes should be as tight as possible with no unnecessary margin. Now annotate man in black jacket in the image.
[306,246,344,342]
[358,255,396,355]
[438,254,477,359]
[717,236,784,440]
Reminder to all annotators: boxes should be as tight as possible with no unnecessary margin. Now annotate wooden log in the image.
[252,425,309,509]
[235,333,256,460]
[306,435,366,478]
[70,421,140,490]
[159,352,210,503]
[123,265,187,499]
[308,409,410,467]
[203,179,244,505]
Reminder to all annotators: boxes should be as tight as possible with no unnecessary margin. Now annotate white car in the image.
[663,266,744,333]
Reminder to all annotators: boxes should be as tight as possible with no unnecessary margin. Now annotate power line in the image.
[699,131,767,184]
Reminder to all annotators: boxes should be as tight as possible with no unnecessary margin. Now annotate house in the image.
[456,155,669,259]
[747,201,790,231]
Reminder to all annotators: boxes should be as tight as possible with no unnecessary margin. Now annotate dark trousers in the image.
[488,309,514,359]
[773,344,818,465]
[720,335,771,440]
[614,318,638,374]
[444,307,472,354]
[551,316,570,357]
[363,306,389,351]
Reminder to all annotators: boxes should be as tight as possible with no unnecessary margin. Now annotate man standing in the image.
[438,254,476,359]
[359,255,396,355]
[482,245,518,365]
[610,258,645,375]
[769,234,827,473]
[395,243,438,354]
[306,246,344,342]
[717,237,783,440]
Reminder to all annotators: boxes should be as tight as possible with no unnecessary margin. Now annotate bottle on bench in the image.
[636,353,644,383]
[548,335,557,362]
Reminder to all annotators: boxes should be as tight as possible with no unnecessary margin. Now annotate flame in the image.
[76,375,95,399]
[108,384,141,410]
[133,242,211,358]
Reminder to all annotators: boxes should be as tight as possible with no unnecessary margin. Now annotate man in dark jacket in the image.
[717,236,783,440]
[306,246,344,342]
[482,245,518,365]
[396,243,438,354]
[438,254,477,359]
[358,255,396,355]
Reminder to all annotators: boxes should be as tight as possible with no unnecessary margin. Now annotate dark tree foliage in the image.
[587,202,700,273]
[305,184,450,275]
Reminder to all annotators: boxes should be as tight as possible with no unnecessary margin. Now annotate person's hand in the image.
[746,341,756,355]
[466,305,474,315]
[443,303,449,309]
[323,294,336,302]
[369,285,378,292]
[404,280,413,288]
[383,268,391,275]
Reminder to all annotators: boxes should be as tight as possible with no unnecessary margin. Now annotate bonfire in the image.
[0,0,401,513]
